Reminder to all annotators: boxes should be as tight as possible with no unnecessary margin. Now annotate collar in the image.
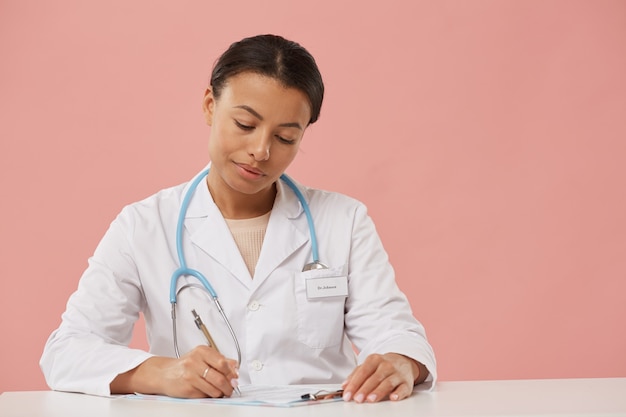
[183,164,306,220]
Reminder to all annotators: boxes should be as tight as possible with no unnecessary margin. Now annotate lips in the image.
[240,164,263,175]
[234,162,266,179]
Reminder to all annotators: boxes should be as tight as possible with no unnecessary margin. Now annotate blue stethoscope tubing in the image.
[169,168,325,359]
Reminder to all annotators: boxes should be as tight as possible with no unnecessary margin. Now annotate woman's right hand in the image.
[110,345,239,398]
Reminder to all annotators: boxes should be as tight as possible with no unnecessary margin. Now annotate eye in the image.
[234,120,254,131]
[276,135,296,145]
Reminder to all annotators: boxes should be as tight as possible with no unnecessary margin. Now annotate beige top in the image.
[224,211,271,277]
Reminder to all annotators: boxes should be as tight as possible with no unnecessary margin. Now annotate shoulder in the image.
[309,186,362,209]
[283,177,369,218]
[115,181,187,227]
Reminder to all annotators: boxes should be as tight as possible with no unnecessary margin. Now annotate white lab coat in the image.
[40,167,437,396]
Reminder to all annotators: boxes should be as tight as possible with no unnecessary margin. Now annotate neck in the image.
[206,175,276,220]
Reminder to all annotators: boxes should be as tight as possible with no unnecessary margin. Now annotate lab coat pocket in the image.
[294,265,348,349]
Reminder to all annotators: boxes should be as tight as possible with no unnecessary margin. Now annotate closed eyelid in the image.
[276,135,297,144]
[233,120,295,144]
[234,119,253,128]
[233,105,303,130]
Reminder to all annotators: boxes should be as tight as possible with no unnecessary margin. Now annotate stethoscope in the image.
[170,168,328,360]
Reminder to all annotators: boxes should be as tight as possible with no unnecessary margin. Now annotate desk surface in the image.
[1,378,625,417]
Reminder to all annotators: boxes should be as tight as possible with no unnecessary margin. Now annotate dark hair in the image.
[210,34,324,125]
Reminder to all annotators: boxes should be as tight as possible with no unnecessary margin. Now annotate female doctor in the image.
[40,34,436,403]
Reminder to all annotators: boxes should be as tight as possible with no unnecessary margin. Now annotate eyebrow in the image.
[234,105,303,130]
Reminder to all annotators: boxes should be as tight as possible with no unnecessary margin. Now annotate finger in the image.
[355,353,417,403]
[353,362,400,403]
[192,346,239,384]
[362,370,414,403]
[205,357,239,394]
[341,354,383,402]
[388,381,413,402]
[195,355,239,397]
[176,347,237,398]
[195,365,234,398]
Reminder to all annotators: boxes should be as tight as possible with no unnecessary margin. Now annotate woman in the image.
[41,34,436,403]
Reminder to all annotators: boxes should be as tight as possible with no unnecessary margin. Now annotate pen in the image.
[191,309,241,396]
[192,309,219,350]
[301,389,344,401]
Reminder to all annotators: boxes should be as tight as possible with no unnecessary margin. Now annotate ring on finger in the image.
[202,367,209,380]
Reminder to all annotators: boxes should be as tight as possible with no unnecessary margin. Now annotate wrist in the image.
[110,356,167,395]
[412,360,429,385]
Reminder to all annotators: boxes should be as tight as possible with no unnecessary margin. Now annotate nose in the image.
[248,131,271,161]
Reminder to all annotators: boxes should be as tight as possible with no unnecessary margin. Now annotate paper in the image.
[124,384,344,407]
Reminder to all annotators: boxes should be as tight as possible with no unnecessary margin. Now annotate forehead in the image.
[217,72,311,122]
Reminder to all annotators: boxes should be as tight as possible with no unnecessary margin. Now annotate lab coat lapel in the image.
[185,178,253,287]
[253,179,309,287]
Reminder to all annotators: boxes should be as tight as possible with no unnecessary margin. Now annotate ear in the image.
[202,88,215,126]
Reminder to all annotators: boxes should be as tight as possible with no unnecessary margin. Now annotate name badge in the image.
[305,276,348,300]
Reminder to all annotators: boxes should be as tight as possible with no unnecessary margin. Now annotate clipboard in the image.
[124,384,344,408]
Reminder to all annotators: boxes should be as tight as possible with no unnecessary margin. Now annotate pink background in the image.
[1,1,625,393]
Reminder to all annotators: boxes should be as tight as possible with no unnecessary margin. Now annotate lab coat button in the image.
[248,300,260,311]
[251,360,263,371]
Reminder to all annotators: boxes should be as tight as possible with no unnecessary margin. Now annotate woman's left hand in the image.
[341,353,427,403]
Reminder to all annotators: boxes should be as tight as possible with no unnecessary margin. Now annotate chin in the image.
[229,178,273,196]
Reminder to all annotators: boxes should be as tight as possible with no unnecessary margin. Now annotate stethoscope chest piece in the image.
[302,261,329,271]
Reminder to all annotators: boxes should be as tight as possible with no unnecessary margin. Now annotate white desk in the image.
[1,378,625,416]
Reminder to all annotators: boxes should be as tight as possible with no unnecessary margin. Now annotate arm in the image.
[110,347,238,398]
[40,209,151,396]
[341,203,436,402]
[40,206,238,398]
